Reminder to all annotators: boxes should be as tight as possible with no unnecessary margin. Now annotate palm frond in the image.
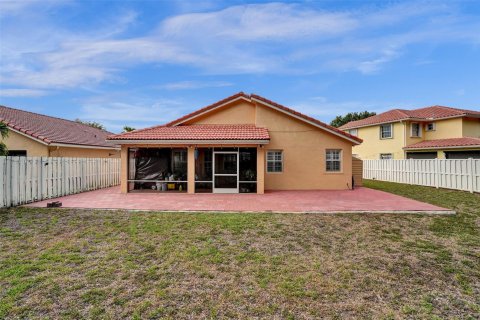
[0,142,8,156]
[0,121,8,139]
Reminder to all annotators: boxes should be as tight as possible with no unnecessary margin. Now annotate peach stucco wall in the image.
[189,99,356,190]
[186,101,256,125]
[254,103,353,190]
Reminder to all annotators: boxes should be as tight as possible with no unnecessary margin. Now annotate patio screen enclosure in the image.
[128,148,188,192]
[128,147,257,193]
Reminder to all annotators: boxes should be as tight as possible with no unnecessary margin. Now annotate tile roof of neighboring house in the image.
[108,124,270,141]
[340,105,480,130]
[403,137,480,150]
[0,105,118,148]
[159,92,362,144]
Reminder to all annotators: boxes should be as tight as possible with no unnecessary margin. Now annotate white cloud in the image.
[0,88,49,97]
[157,80,233,90]
[160,3,357,41]
[0,0,70,17]
[1,1,480,91]
[77,94,198,132]
[357,48,400,74]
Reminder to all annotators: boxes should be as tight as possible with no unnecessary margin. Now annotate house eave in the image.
[49,142,120,150]
[109,139,270,145]
[404,145,480,151]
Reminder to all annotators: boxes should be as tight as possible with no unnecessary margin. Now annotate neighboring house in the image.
[0,105,120,158]
[108,92,362,194]
[340,106,480,159]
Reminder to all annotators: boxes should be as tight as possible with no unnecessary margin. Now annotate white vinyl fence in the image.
[0,157,121,208]
[363,159,480,193]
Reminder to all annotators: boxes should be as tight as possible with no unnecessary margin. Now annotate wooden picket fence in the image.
[0,156,121,208]
[363,159,480,193]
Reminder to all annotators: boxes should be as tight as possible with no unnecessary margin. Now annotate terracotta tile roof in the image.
[108,124,270,141]
[161,92,362,144]
[409,105,480,119]
[0,105,117,148]
[340,105,480,130]
[404,137,480,150]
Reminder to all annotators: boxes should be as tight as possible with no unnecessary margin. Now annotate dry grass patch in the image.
[0,180,479,319]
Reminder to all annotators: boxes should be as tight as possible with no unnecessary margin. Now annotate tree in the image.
[330,111,376,128]
[123,126,135,132]
[75,119,106,130]
[0,121,9,156]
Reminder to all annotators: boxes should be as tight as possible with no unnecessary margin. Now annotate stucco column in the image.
[256,146,265,194]
[120,146,128,194]
[187,147,195,194]
[437,150,446,159]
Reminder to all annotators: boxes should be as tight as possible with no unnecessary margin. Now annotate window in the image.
[266,150,283,173]
[326,149,342,172]
[426,122,436,131]
[7,150,27,156]
[380,124,393,139]
[410,123,421,137]
[348,129,358,136]
[380,153,393,160]
[172,149,187,175]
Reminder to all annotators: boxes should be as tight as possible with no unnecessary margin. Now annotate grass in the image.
[0,180,479,319]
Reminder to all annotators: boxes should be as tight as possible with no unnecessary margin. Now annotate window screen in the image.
[326,149,342,172]
[266,150,283,173]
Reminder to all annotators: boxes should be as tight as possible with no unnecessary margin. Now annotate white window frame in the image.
[348,129,358,136]
[266,150,283,173]
[380,124,393,139]
[325,149,342,172]
[410,122,422,138]
[426,122,436,131]
[380,153,393,160]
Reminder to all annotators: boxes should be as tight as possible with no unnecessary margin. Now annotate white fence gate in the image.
[363,159,480,193]
[0,157,121,208]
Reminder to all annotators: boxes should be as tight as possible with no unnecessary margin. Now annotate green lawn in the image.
[1,180,479,319]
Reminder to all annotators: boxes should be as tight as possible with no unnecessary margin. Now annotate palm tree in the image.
[123,126,135,132]
[0,121,9,156]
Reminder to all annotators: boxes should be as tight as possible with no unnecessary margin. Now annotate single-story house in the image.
[0,105,120,158]
[108,92,362,194]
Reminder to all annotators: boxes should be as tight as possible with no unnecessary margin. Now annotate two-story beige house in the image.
[340,106,480,159]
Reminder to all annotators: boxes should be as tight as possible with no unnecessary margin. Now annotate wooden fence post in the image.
[468,158,474,193]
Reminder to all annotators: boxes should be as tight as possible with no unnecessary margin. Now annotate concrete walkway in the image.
[25,187,453,214]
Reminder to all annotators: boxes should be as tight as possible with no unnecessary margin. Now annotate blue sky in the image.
[0,0,479,133]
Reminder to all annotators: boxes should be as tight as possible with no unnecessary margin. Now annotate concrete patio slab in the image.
[25,187,454,214]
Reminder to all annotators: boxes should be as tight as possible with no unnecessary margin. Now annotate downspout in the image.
[49,146,60,157]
